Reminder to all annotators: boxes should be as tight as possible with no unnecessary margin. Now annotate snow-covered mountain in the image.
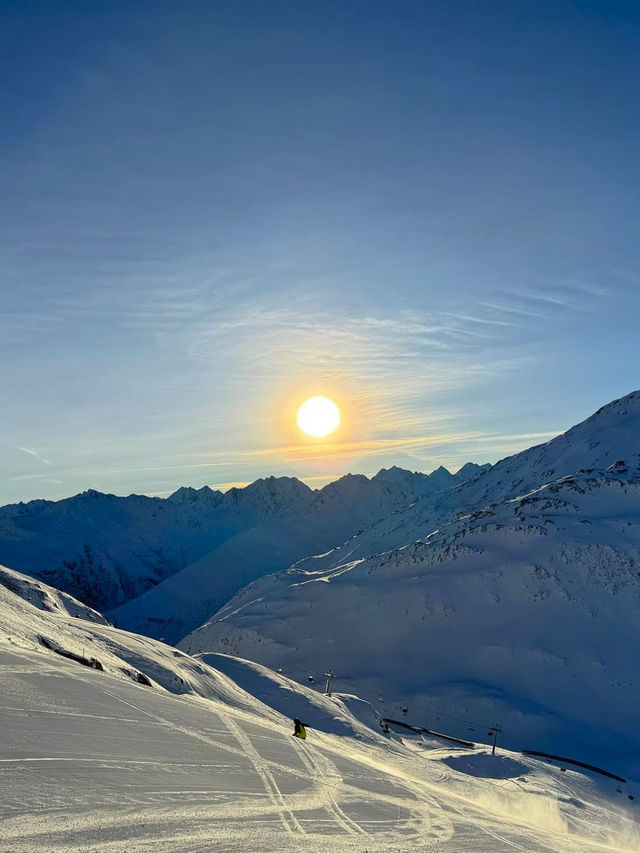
[0,466,483,624]
[109,464,487,643]
[180,391,640,778]
[1,562,638,852]
[272,390,640,576]
[0,476,314,612]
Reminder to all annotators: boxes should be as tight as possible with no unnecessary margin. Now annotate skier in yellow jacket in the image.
[293,718,307,739]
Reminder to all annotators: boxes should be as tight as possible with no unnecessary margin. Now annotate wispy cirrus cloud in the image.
[490,275,613,315]
[478,301,546,320]
[9,445,53,467]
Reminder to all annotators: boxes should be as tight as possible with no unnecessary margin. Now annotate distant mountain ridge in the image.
[108,462,488,642]
[0,463,486,620]
[0,475,311,613]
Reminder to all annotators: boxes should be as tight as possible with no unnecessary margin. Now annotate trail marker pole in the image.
[323,670,335,695]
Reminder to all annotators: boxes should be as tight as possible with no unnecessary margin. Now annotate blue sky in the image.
[2,0,639,503]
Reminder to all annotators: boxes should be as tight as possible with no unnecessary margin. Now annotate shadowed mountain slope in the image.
[110,464,486,643]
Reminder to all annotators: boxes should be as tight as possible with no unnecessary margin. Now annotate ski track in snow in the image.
[218,710,305,837]
[293,738,366,836]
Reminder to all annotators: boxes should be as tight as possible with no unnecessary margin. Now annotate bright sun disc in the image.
[296,396,340,438]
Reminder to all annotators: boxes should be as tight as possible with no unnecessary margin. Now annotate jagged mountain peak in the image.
[241,474,311,494]
[225,475,314,515]
[66,489,159,509]
[481,388,640,499]
[431,464,451,474]
[454,461,491,480]
[319,472,370,493]
[167,485,224,505]
[425,465,454,487]
[372,466,437,489]
[372,465,416,480]
[75,488,116,500]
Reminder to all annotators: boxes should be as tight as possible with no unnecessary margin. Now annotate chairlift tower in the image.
[323,670,335,695]
[488,724,502,755]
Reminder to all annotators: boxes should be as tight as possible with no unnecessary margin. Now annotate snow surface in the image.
[0,564,109,625]
[1,567,638,852]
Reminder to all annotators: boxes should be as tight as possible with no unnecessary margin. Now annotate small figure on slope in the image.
[292,718,308,739]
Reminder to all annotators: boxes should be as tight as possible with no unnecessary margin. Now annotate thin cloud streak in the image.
[439,312,517,328]
[10,445,53,467]
[267,433,483,463]
[478,302,546,320]
[207,480,251,491]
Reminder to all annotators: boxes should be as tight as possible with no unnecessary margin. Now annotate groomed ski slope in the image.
[1,645,639,850]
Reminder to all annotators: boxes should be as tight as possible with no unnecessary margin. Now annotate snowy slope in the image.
[179,392,640,779]
[109,465,485,644]
[0,563,379,737]
[0,563,109,625]
[1,566,638,852]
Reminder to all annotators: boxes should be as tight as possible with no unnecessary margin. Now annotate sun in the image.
[296,396,340,438]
